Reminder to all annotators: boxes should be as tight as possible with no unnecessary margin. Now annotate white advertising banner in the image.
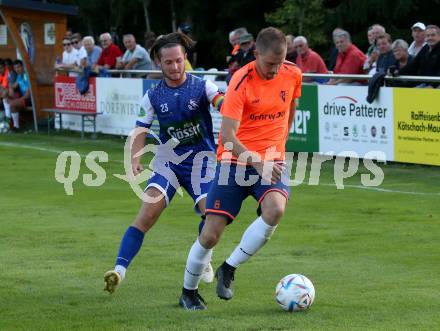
[318,86,394,160]
[96,78,144,135]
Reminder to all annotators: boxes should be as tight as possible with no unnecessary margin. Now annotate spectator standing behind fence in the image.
[117,34,152,75]
[236,33,256,67]
[286,34,297,63]
[144,31,156,53]
[229,27,248,57]
[390,39,412,70]
[56,37,79,77]
[7,60,31,131]
[293,36,327,82]
[328,30,366,85]
[94,32,123,70]
[375,33,397,73]
[83,36,102,67]
[363,24,385,74]
[399,25,440,88]
[408,22,427,57]
[178,23,197,68]
[327,27,344,71]
[71,33,87,68]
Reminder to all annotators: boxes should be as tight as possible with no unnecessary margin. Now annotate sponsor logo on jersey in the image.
[167,123,202,142]
[249,111,286,121]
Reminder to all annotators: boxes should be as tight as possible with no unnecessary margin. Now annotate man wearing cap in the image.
[236,33,256,67]
[399,25,440,88]
[408,22,427,57]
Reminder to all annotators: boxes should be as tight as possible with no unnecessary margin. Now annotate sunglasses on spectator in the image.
[63,43,71,46]
[72,40,79,44]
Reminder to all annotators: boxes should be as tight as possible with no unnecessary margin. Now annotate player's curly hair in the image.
[150,32,195,61]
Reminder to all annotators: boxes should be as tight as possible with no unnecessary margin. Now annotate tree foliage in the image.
[266,0,329,47]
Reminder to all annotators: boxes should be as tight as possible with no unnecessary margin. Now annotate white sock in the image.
[114,265,126,280]
[183,239,213,290]
[3,99,11,118]
[11,112,19,128]
[226,216,277,268]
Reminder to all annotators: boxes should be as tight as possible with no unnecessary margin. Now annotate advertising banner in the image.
[54,76,97,131]
[286,85,319,152]
[96,78,144,135]
[54,76,96,112]
[318,86,394,160]
[394,88,440,166]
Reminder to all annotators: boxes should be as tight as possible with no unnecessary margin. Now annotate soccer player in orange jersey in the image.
[179,27,302,310]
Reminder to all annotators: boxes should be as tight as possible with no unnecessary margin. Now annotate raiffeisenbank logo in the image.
[323,96,388,119]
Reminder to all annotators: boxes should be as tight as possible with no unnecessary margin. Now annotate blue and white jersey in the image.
[137,74,220,155]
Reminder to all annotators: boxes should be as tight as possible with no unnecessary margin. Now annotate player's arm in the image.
[130,127,147,175]
[131,92,155,175]
[221,116,283,184]
[205,80,224,111]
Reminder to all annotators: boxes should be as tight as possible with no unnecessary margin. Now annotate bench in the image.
[41,108,102,139]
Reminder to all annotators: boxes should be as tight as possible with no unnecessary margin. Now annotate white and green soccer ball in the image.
[0,120,9,133]
[275,274,315,312]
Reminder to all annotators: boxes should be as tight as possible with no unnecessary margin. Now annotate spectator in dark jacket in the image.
[376,33,397,73]
[399,25,440,88]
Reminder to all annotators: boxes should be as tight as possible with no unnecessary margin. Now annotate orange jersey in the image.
[0,67,9,89]
[218,60,302,162]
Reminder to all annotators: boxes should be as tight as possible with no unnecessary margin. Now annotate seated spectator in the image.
[94,32,123,70]
[56,37,79,76]
[293,36,328,82]
[71,32,87,68]
[117,34,152,74]
[328,30,367,85]
[391,39,412,70]
[235,33,256,67]
[0,59,11,125]
[7,60,31,131]
[83,36,102,67]
[286,34,297,63]
[399,25,440,88]
[408,22,426,57]
[4,59,16,85]
[375,33,397,73]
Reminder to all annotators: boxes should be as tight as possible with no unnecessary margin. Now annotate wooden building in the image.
[0,0,77,131]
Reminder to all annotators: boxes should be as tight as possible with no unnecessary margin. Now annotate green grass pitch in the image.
[1,133,439,330]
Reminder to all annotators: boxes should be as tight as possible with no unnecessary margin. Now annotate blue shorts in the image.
[146,152,216,214]
[206,163,290,223]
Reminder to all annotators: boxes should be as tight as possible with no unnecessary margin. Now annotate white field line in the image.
[1,141,439,197]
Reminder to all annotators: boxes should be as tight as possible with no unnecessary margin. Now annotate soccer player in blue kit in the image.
[104,33,224,293]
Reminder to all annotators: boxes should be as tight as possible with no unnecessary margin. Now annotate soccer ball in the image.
[0,121,9,133]
[275,274,315,312]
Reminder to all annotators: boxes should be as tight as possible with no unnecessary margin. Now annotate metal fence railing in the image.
[55,68,440,84]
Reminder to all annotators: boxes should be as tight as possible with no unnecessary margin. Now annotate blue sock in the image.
[115,226,145,268]
[198,216,205,236]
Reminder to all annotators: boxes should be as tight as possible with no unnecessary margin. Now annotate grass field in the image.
[1,132,439,331]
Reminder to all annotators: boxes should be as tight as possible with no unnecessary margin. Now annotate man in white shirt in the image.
[56,37,79,77]
[408,22,427,57]
[71,33,88,68]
